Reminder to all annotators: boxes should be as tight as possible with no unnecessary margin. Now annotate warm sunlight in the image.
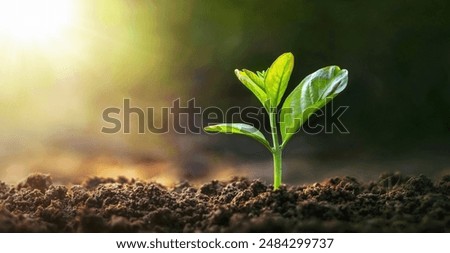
[0,0,75,43]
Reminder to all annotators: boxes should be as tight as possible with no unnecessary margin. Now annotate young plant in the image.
[204,52,348,189]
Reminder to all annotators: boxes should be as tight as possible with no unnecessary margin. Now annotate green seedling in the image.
[204,52,348,189]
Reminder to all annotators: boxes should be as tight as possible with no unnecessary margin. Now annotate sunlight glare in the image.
[0,0,75,43]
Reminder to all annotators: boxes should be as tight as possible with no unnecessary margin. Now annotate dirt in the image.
[0,173,448,232]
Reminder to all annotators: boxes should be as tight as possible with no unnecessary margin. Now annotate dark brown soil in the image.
[0,173,449,232]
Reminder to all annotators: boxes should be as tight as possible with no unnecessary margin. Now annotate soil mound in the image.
[0,173,448,232]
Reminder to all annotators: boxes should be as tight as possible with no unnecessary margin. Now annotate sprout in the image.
[204,52,348,190]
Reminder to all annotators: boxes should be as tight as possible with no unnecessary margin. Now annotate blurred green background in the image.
[0,0,448,184]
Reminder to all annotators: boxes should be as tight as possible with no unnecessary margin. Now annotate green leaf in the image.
[234,69,269,109]
[256,69,269,79]
[243,69,265,90]
[280,66,348,146]
[204,123,271,151]
[265,52,294,108]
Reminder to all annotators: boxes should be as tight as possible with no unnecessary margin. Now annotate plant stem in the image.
[269,110,282,189]
[272,148,282,189]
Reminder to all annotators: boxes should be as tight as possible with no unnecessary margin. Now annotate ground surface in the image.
[0,173,448,232]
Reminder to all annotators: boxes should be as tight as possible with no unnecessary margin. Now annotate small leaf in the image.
[235,69,269,109]
[280,66,348,146]
[243,69,265,90]
[256,69,269,79]
[265,52,294,107]
[204,123,271,151]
